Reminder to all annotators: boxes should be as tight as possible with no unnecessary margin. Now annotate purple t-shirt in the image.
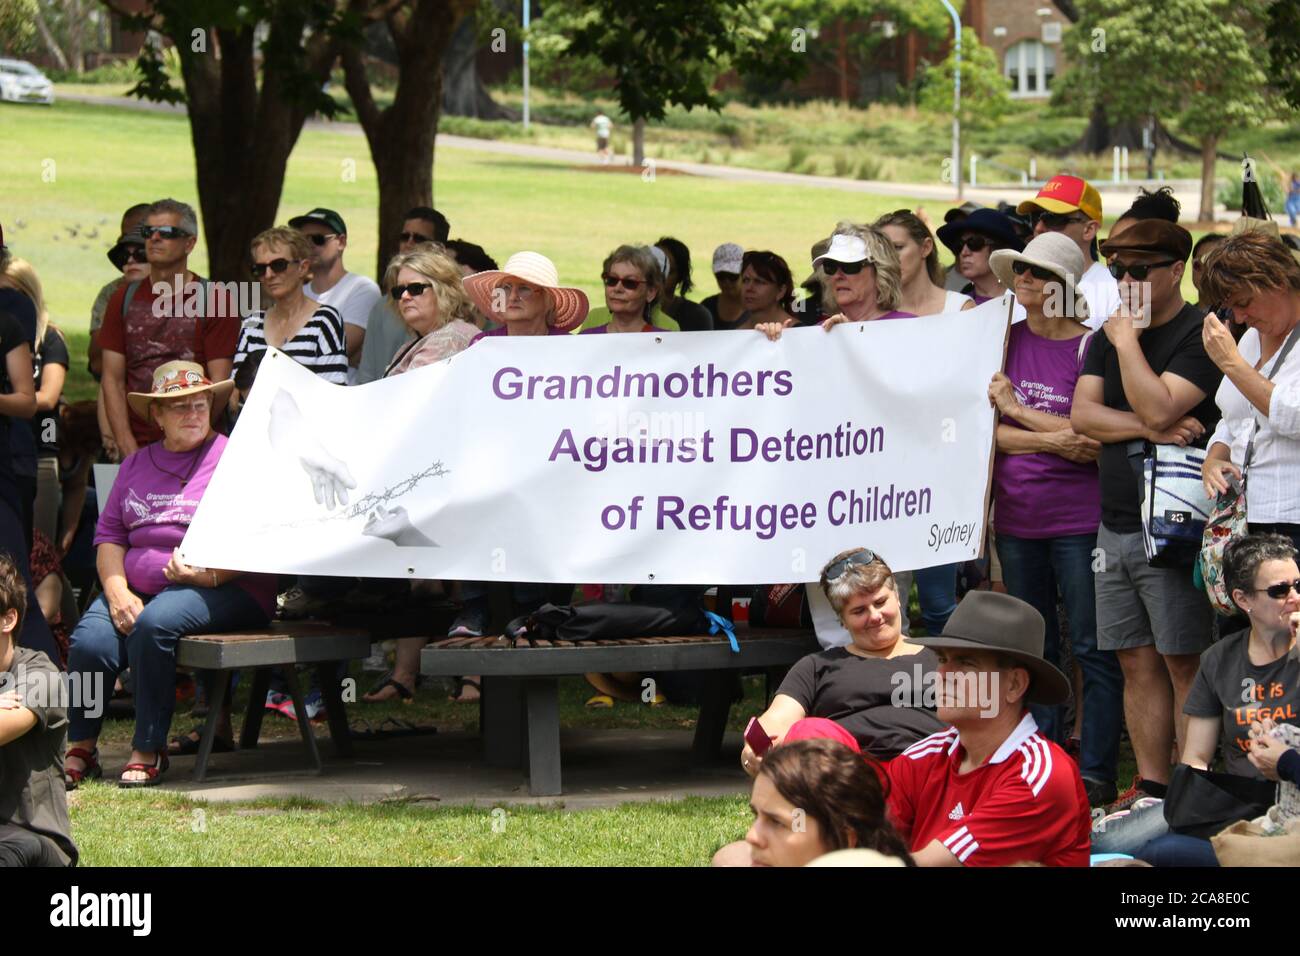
[469,325,571,345]
[992,322,1101,538]
[94,433,277,615]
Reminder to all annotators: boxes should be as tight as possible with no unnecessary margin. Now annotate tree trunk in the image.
[344,0,475,281]
[1199,132,1219,224]
[181,21,337,281]
[33,9,70,73]
[441,14,507,119]
[633,117,645,168]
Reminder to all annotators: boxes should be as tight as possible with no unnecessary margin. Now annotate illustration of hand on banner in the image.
[362,504,437,548]
[269,388,358,510]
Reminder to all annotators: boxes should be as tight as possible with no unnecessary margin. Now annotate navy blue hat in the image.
[936,209,1024,257]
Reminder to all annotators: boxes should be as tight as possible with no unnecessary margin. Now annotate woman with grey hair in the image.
[757,222,911,342]
[738,548,942,774]
[578,244,677,332]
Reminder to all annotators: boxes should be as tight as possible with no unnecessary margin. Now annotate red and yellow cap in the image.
[1017,174,1103,222]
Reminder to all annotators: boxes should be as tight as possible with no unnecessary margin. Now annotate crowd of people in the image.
[1,168,1300,868]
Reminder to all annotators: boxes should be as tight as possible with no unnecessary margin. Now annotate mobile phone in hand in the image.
[745,716,773,756]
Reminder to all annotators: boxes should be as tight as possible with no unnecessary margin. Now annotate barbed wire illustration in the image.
[255,461,452,532]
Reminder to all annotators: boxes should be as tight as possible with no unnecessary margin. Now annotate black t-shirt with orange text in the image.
[1184,627,1300,778]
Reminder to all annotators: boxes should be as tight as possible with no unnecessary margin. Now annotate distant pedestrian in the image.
[591,111,613,164]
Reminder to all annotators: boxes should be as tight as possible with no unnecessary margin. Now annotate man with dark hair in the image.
[0,553,77,867]
[1072,218,1222,813]
[99,199,238,458]
[289,207,383,385]
[1018,175,1119,331]
[444,239,497,275]
[1113,187,1182,231]
[887,591,1091,866]
[356,207,453,385]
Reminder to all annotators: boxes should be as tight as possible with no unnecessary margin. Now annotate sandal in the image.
[119,752,170,789]
[64,747,102,791]
[168,728,235,756]
[585,694,614,709]
[362,673,414,704]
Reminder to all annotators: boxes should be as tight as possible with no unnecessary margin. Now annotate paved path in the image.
[61,92,1239,218]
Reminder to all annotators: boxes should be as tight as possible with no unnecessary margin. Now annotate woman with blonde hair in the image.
[874,209,973,315]
[0,258,67,544]
[380,246,478,375]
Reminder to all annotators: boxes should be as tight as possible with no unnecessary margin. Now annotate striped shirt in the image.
[233,305,349,385]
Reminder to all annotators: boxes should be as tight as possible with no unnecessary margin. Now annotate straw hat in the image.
[127,360,235,422]
[989,232,1089,324]
[463,251,590,332]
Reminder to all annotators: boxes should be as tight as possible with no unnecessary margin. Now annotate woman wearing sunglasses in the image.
[229,227,349,419]
[1197,231,1300,556]
[578,245,671,333]
[984,232,1119,803]
[1093,533,1300,866]
[936,208,1025,305]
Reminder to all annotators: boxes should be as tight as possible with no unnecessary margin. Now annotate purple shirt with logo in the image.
[993,322,1101,538]
[94,433,277,614]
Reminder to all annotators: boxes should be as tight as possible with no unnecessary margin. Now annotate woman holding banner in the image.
[985,231,1120,806]
[63,362,276,787]
[756,225,959,636]
[421,252,590,698]
[362,247,481,703]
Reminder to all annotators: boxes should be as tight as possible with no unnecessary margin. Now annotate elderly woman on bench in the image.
[63,362,276,788]
[739,548,943,776]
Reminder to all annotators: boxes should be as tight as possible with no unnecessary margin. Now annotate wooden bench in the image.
[420,625,818,796]
[176,622,372,781]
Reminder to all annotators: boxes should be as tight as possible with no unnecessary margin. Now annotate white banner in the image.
[181,297,1012,584]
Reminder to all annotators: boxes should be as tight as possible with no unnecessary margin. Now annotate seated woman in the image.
[1093,533,1300,864]
[739,548,943,776]
[363,247,479,703]
[63,362,277,788]
[718,734,914,867]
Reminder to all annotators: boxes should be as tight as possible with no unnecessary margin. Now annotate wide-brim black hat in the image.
[907,590,1071,706]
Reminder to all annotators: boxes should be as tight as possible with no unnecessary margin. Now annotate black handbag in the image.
[1162,764,1275,839]
[506,602,711,644]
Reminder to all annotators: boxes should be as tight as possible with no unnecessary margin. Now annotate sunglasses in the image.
[603,275,646,291]
[1108,260,1178,281]
[1253,579,1300,599]
[109,245,147,269]
[390,282,432,300]
[139,225,191,240]
[399,231,435,244]
[821,259,868,276]
[250,258,300,278]
[1011,260,1061,282]
[825,548,878,581]
[306,233,339,246]
[1033,212,1089,231]
[958,236,992,253]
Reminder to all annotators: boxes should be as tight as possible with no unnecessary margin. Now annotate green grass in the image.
[69,787,749,866]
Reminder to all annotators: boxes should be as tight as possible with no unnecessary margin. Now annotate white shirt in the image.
[943,290,973,312]
[1208,327,1300,524]
[306,271,383,385]
[306,271,383,332]
[1077,261,1120,332]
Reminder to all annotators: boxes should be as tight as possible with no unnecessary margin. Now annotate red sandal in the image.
[64,747,102,791]
[118,751,170,789]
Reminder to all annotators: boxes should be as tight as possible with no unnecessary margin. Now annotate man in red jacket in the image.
[889,590,1092,866]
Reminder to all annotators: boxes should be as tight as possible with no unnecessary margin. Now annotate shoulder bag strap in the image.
[1242,323,1300,476]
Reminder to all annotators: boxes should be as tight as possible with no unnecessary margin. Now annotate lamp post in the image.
[939,0,962,200]
[522,0,531,132]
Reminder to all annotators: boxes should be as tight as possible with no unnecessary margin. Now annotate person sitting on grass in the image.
[886,590,1091,866]
[739,548,942,774]
[0,555,77,867]
[63,362,277,788]
[715,727,913,867]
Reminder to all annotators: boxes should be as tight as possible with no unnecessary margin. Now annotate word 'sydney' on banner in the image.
[181,297,1013,584]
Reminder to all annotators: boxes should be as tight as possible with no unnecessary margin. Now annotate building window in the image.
[1004,40,1056,98]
